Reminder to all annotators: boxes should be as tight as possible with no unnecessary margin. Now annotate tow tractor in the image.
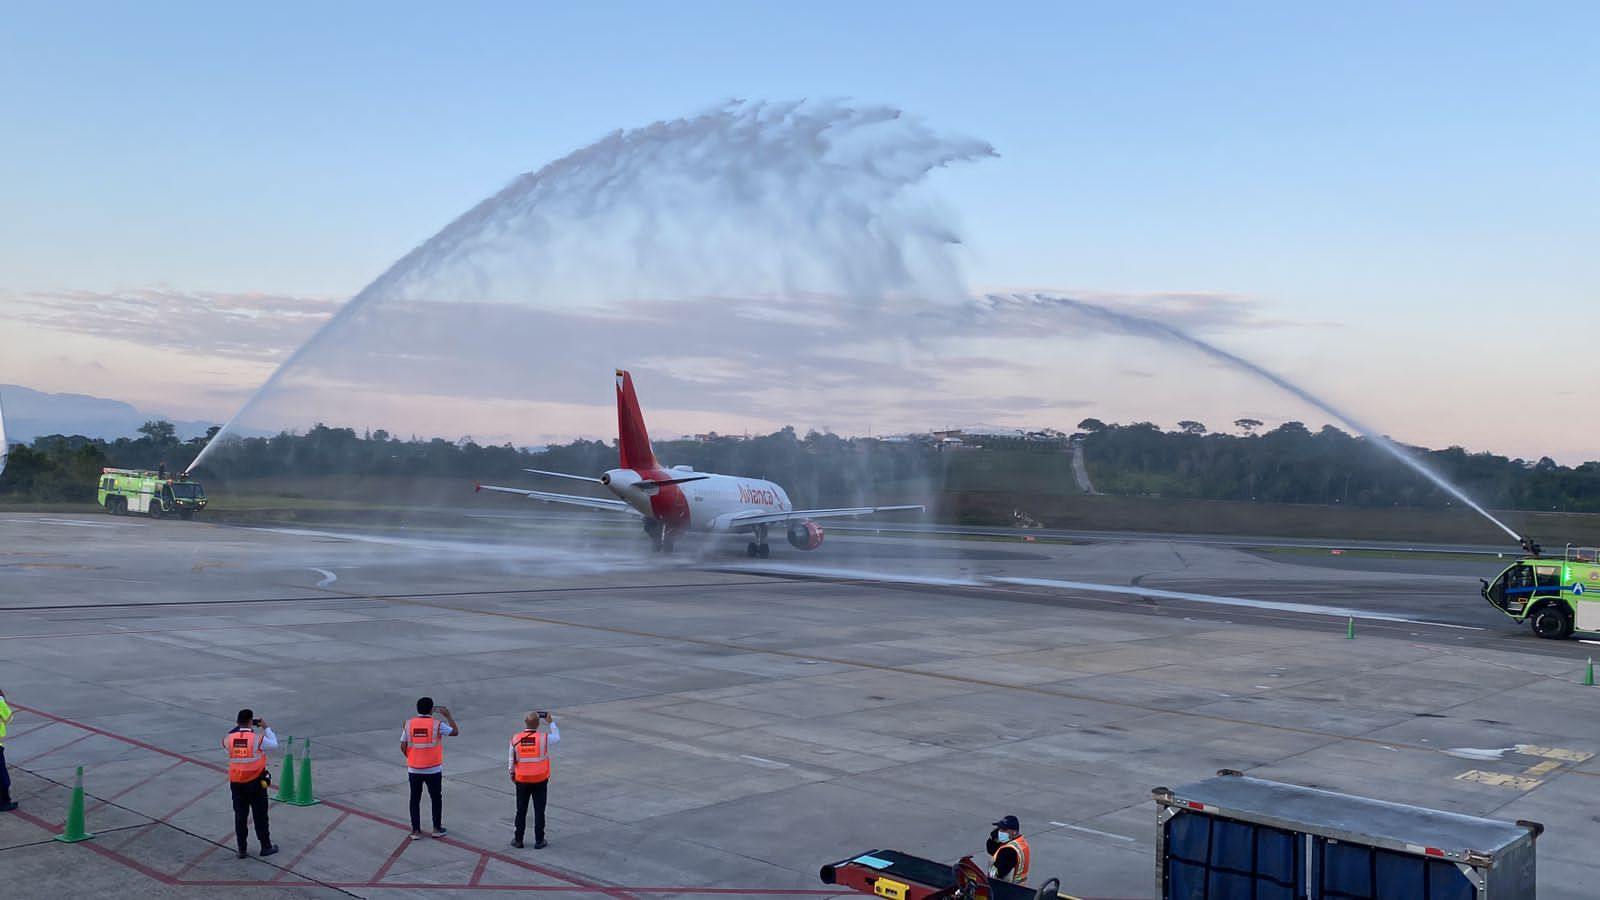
[1480,538,1600,639]
[97,467,208,519]
[821,851,1071,900]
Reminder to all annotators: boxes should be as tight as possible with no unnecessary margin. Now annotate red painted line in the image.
[4,721,55,741]
[89,758,188,812]
[173,830,239,880]
[273,811,349,881]
[371,834,413,883]
[16,731,94,766]
[13,704,227,775]
[470,853,491,886]
[160,784,216,821]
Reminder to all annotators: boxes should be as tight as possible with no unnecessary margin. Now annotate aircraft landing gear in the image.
[746,525,771,558]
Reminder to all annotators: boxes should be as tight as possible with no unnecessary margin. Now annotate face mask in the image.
[996,831,1011,842]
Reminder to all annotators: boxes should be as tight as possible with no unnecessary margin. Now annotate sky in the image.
[2,2,1597,462]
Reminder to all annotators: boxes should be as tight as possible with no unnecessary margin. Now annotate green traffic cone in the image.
[1346,617,1356,639]
[285,738,319,807]
[275,737,297,802]
[1584,657,1594,687]
[54,767,94,843]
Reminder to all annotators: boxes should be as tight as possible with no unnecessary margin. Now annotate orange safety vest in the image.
[990,835,1030,885]
[224,729,267,783]
[510,729,550,783]
[406,716,444,769]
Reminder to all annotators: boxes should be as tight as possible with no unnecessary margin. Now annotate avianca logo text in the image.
[739,485,777,506]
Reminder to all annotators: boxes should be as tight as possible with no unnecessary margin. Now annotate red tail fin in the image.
[615,369,658,470]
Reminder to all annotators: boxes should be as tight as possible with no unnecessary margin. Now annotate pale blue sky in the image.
[3,3,1597,459]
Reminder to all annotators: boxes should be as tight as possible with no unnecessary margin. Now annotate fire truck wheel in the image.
[1530,603,1573,640]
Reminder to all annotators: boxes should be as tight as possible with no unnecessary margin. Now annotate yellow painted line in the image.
[1456,770,1542,790]
[1524,761,1561,776]
[1516,745,1594,763]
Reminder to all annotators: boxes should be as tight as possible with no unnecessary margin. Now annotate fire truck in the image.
[97,467,208,519]
[1481,540,1600,639]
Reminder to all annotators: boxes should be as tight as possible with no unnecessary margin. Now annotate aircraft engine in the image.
[786,520,824,551]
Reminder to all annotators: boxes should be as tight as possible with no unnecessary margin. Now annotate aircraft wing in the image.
[727,505,924,528]
[474,482,638,514]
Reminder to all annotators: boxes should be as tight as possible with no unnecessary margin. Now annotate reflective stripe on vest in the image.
[406,716,443,769]
[224,729,267,783]
[511,730,550,783]
[990,836,1030,885]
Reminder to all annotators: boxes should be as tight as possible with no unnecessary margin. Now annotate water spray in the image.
[186,100,995,476]
[1003,293,1524,545]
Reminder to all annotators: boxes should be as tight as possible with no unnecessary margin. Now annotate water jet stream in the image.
[1008,293,1522,543]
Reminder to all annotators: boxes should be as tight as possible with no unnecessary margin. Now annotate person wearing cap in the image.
[986,815,1031,885]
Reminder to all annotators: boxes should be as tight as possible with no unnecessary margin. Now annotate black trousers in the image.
[230,780,271,851]
[409,772,443,832]
[0,745,11,805]
[514,779,548,842]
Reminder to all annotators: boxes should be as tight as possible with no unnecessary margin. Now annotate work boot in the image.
[534,839,548,849]
[237,847,248,859]
[512,838,524,849]
[0,802,18,813]
[260,844,279,857]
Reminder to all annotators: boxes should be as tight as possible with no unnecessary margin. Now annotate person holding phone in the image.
[224,709,279,859]
[508,710,559,849]
[401,697,458,839]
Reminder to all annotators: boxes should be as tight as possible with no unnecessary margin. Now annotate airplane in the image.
[474,369,924,557]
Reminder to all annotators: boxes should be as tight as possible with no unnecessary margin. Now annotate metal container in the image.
[1153,771,1541,899]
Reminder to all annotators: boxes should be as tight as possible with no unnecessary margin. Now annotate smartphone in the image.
[536,711,548,718]
[251,718,263,727]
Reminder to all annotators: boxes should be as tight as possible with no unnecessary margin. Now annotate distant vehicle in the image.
[97,467,208,519]
[1481,542,1600,639]
[474,369,923,556]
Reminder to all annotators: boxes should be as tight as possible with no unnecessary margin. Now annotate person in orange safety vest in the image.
[400,696,459,839]
[508,710,560,849]
[224,708,279,859]
[986,814,1031,884]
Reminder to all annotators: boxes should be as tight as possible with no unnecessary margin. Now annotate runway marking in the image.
[714,564,1484,630]
[1516,744,1593,763]
[1524,761,1561,776]
[309,567,338,587]
[990,576,1485,630]
[1049,822,1137,842]
[738,754,790,769]
[1455,770,1542,791]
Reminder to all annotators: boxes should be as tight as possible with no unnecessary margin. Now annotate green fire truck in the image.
[1481,541,1600,639]
[97,467,207,519]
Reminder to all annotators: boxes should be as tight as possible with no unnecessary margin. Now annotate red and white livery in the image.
[475,370,923,557]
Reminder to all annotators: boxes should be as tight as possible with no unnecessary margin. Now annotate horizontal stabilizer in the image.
[523,468,603,484]
[474,482,636,514]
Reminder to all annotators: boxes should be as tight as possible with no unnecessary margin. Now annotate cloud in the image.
[6,289,340,361]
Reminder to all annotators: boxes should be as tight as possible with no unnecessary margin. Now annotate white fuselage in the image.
[602,467,792,534]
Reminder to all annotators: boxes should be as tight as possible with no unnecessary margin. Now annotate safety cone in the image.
[54,767,94,843]
[1346,617,1356,639]
[1584,658,1595,687]
[274,736,297,802]
[284,738,319,806]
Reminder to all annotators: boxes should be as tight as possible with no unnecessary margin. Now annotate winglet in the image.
[615,369,658,471]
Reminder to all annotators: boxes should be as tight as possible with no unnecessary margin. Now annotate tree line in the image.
[4,416,1600,514]
[1075,418,1600,512]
